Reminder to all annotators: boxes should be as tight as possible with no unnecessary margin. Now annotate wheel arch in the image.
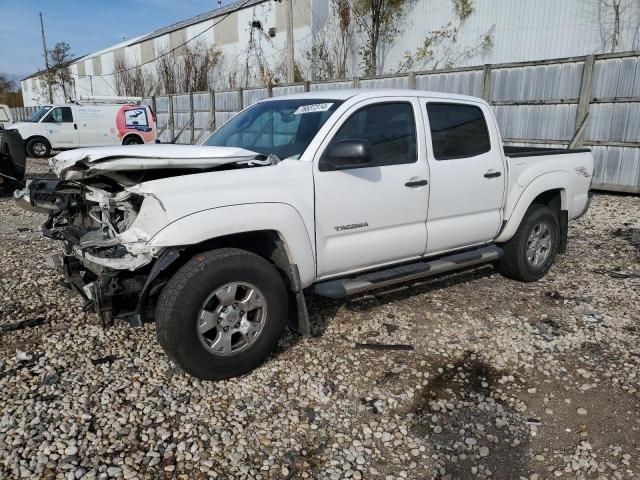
[147,203,316,286]
[122,133,144,145]
[496,172,569,243]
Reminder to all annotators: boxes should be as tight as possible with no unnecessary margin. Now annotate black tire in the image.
[0,130,26,194]
[156,248,289,380]
[26,137,51,158]
[499,204,560,282]
[123,135,143,145]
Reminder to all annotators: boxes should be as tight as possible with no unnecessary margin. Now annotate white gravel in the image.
[0,161,638,479]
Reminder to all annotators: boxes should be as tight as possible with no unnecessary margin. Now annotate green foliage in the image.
[397,0,495,72]
[353,0,413,75]
[453,0,474,20]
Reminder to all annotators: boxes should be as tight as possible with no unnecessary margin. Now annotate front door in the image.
[314,97,429,278]
[421,100,506,254]
[42,106,78,148]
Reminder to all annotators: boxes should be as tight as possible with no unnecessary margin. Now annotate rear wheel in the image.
[499,204,560,282]
[26,137,51,158]
[156,248,288,380]
[123,135,143,145]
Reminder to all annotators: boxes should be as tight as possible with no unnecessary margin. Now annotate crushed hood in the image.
[51,144,260,180]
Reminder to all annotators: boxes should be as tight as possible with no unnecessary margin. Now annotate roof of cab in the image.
[262,89,485,103]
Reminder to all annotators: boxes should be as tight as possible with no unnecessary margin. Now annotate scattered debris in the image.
[0,317,47,333]
[592,269,640,279]
[354,343,414,351]
[383,322,399,334]
[90,355,120,366]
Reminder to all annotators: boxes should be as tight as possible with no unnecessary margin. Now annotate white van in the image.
[0,104,12,130]
[9,98,157,158]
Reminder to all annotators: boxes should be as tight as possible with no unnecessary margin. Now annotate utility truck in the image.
[15,90,593,380]
[7,97,156,158]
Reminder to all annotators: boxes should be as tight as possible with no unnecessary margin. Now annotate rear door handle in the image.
[405,179,428,187]
[74,123,78,130]
[484,171,502,178]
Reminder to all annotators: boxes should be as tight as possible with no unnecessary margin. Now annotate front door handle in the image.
[405,179,428,188]
[74,123,78,130]
[484,171,502,178]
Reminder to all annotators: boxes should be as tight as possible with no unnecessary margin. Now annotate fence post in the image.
[574,55,595,148]
[209,90,216,133]
[267,84,273,99]
[168,94,174,143]
[304,81,310,92]
[237,87,244,113]
[482,64,492,101]
[189,92,195,145]
[353,76,360,89]
[407,72,416,90]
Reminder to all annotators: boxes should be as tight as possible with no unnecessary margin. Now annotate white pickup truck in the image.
[15,89,593,380]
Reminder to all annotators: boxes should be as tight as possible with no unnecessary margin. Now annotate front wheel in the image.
[156,248,289,380]
[26,137,51,158]
[499,204,560,282]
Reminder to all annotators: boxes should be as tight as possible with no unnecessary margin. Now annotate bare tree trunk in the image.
[612,0,621,51]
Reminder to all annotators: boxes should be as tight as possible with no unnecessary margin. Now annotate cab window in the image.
[426,103,490,160]
[44,107,74,123]
[322,102,417,170]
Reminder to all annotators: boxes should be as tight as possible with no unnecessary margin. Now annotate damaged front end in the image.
[15,178,168,328]
[15,144,264,328]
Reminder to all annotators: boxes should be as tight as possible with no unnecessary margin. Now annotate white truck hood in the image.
[50,144,261,180]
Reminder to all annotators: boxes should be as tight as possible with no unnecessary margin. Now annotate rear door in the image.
[42,106,78,148]
[421,100,506,254]
[314,97,429,278]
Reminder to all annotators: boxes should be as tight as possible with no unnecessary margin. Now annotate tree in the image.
[155,41,223,94]
[33,42,74,102]
[0,75,23,107]
[584,0,640,52]
[306,0,355,80]
[114,57,155,97]
[396,0,495,72]
[352,0,412,76]
[0,75,14,94]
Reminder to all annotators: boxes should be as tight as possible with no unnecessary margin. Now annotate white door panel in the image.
[316,165,429,277]
[43,107,78,148]
[314,97,429,278]
[422,100,505,254]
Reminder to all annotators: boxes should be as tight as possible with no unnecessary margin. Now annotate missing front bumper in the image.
[51,248,182,329]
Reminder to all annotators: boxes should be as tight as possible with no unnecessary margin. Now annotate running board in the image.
[314,245,503,299]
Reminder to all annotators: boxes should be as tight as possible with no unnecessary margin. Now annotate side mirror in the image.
[322,139,373,171]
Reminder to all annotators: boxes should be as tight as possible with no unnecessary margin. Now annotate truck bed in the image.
[504,145,591,158]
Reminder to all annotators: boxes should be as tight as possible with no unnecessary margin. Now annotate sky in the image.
[0,0,236,79]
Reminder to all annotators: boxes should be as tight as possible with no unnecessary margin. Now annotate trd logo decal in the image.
[574,166,591,178]
[334,222,369,232]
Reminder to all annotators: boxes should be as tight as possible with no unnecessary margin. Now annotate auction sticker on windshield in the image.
[294,103,334,114]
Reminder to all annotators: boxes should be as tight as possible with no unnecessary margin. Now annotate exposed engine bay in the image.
[14,144,270,327]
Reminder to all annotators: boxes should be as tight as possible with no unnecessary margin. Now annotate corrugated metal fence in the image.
[13,51,639,193]
[9,107,38,122]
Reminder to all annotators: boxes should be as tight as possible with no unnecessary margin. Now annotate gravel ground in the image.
[0,160,638,480]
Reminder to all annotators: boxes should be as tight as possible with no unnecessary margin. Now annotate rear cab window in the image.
[426,103,490,160]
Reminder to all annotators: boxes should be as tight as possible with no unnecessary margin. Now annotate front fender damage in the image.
[15,178,169,327]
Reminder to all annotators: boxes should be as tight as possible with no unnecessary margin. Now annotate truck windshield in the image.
[26,106,53,122]
[204,99,343,159]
